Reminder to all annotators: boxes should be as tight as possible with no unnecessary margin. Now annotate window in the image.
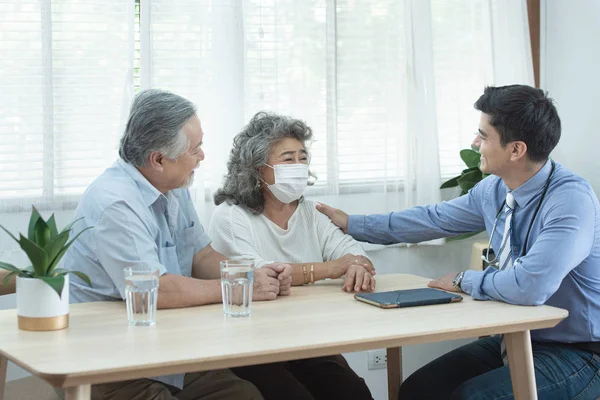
[0,0,132,210]
[0,0,529,211]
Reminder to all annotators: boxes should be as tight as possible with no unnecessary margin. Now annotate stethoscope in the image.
[482,160,556,267]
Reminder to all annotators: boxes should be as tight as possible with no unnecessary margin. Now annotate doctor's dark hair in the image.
[474,85,561,162]
[214,112,315,215]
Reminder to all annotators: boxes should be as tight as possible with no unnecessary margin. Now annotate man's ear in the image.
[148,151,164,172]
[510,141,528,162]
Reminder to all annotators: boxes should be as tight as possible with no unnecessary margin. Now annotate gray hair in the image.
[119,89,197,167]
[214,112,316,214]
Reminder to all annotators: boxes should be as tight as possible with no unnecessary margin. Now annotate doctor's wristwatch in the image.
[452,271,465,292]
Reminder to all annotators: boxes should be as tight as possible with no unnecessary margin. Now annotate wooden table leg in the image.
[0,355,7,400]
[505,330,537,400]
[387,347,402,400]
[65,385,91,400]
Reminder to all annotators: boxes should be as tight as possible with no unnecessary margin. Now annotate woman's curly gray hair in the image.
[214,112,315,214]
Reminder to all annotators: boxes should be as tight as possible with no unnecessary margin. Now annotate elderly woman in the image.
[208,112,374,400]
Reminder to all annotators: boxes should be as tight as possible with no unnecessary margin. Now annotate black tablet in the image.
[355,288,463,309]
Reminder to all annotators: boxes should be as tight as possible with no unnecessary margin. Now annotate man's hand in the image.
[342,265,376,292]
[330,254,375,279]
[315,203,349,233]
[428,272,461,292]
[253,267,280,301]
[263,263,293,296]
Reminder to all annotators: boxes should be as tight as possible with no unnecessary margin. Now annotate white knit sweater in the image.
[208,200,367,267]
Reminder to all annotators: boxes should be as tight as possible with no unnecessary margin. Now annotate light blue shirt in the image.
[349,160,600,344]
[62,159,211,389]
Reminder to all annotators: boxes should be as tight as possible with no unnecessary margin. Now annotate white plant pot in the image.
[16,274,69,331]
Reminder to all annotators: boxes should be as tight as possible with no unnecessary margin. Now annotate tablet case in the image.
[354,288,463,309]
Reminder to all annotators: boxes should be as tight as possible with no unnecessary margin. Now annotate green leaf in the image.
[3,271,17,287]
[39,276,65,298]
[33,217,51,249]
[46,215,59,238]
[460,149,481,169]
[54,269,92,288]
[446,231,485,241]
[44,231,70,268]
[0,223,19,244]
[18,234,49,277]
[28,206,44,242]
[46,226,93,274]
[0,261,21,275]
[59,217,84,235]
[458,182,477,194]
[457,169,483,194]
[461,166,480,174]
[440,175,460,189]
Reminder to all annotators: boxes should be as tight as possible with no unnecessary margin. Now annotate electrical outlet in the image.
[367,349,387,370]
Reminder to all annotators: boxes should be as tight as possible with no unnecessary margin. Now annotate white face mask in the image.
[264,163,309,204]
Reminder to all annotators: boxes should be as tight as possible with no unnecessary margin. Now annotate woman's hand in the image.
[342,265,376,292]
[263,263,293,296]
[252,268,280,300]
[330,254,375,279]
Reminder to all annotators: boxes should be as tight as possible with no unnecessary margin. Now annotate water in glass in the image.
[125,273,159,326]
[221,261,254,317]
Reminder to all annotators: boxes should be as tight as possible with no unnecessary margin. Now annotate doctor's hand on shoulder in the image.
[316,202,349,233]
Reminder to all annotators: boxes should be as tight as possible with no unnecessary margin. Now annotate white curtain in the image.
[0,0,533,220]
[0,0,133,212]
[141,0,534,221]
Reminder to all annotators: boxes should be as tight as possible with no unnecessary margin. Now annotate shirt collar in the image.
[509,159,554,208]
[117,159,165,207]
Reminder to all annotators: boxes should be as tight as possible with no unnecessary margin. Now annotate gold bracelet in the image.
[310,264,315,284]
[302,264,308,285]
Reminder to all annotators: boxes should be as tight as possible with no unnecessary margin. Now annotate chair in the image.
[1,270,60,400]
[470,241,488,271]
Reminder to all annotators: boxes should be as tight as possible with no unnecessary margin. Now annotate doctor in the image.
[316,85,600,399]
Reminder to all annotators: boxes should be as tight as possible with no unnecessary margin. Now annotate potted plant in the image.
[0,207,92,331]
[440,148,488,195]
[440,148,488,241]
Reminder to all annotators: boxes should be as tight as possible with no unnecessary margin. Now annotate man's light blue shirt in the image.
[62,159,211,389]
[349,161,600,344]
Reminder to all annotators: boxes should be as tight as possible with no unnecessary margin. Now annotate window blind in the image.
[0,0,132,204]
[431,0,493,178]
[0,0,528,210]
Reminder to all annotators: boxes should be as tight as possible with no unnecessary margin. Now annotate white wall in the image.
[542,0,600,192]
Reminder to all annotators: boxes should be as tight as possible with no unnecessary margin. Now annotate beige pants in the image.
[66,369,262,400]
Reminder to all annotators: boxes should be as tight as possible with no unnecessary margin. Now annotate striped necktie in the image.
[499,192,516,365]
[498,192,516,271]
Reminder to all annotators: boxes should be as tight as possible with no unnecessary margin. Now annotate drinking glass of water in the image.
[220,260,254,317]
[124,264,160,326]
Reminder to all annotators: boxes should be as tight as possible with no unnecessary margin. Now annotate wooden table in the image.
[0,274,567,400]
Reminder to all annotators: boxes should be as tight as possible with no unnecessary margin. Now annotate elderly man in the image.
[62,89,291,400]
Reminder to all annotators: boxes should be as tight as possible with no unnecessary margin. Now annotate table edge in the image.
[19,313,567,388]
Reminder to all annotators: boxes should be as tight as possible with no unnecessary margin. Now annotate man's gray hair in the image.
[119,89,197,167]
[214,112,315,214]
